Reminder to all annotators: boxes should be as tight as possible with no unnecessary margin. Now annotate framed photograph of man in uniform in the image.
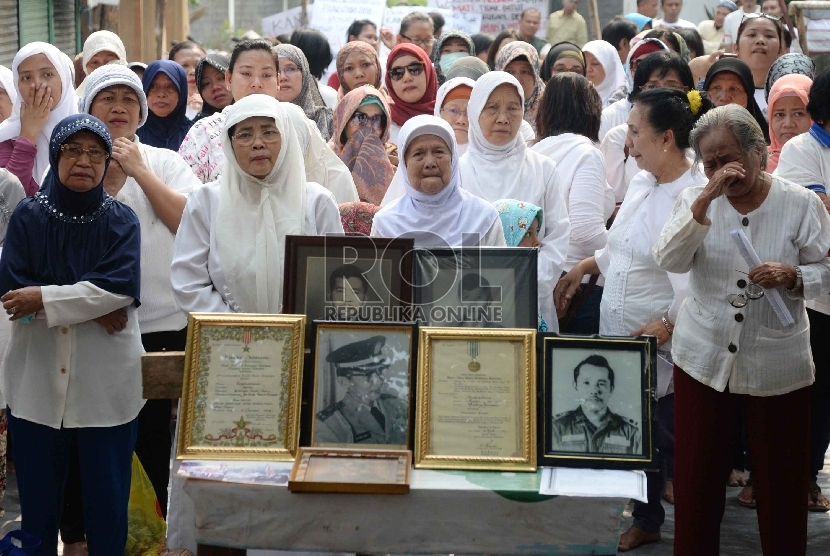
[283,235,416,346]
[310,322,416,449]
[412,248,537,329]
[414,327,537,472]
[539,335,658,470]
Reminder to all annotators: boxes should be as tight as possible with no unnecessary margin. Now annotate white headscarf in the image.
[0,43,79,184]
[215,95,306,313]
[0,66,17,107]
[82,30,128,75]
[582,40,628,108]
[0,168,24,245]
[372,115,498,247]
[282,102,358,205]
[460,72,553,206]
[435,77,475,156]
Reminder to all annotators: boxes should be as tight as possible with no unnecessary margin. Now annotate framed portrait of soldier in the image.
[539,335,658,470]
[310,322,416,450]
[412,248,537,329]
[283,235,415,346]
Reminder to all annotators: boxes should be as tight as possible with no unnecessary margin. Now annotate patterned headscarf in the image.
[330,86,396,205]
[335,41,383,99]
[493,199,543,247]
[194,53,231,121]
[274,44,334,141]
[339,202,380,235]
[765,54,817,102]
[495,41,545,130]
[431,31,476,86]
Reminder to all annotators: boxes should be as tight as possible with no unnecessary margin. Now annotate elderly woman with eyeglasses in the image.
[654,104,830,555]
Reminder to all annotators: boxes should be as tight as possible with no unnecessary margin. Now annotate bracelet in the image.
[661,314,674,336]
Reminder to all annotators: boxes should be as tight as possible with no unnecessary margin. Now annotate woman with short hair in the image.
[655,103,830,555]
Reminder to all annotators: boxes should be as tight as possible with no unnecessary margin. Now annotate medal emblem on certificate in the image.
[467,341,481,372]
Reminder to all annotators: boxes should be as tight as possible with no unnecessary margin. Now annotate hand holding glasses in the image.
[727,270,764,308]
[389,62,425,81]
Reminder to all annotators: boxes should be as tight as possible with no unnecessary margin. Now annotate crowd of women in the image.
[0,6,829,555]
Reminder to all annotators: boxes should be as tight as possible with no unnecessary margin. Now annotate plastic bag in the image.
[0,530,41,556]
[125,453,167,556]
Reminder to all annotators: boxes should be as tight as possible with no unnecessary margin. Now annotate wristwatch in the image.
[788,266,803,291]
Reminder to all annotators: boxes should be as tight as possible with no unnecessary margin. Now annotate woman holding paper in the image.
[654,103,830,556]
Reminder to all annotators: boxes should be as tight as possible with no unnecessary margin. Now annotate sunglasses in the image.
[389,62,425,81]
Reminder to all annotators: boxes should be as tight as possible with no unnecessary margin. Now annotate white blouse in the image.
[1,283,144,428]
[370,218,507,248]
[599,99,630,143]
[113,138,200,333]
[532,134,615,281]
[600,123,640,204]
[654,177,830,396]
[171,180,344,315]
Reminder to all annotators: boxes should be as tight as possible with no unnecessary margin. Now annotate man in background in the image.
[602,17,638,64]
[519,9,550,55]
[653,0,698,29]
[637,0,659,19]
[547,0,588,48]
[698,1,738,54]
[721,0,759,48]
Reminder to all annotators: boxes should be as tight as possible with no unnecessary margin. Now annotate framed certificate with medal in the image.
[176,313,305,461]
[414,327,537,471]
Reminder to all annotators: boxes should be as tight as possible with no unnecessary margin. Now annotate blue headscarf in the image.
[624,13,653,32]
[0,114,141,303]
[493,199,543,247]
[137,60,192,151]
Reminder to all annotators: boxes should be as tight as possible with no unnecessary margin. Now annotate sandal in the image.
[808,482,830,512]
[737,480,756,509]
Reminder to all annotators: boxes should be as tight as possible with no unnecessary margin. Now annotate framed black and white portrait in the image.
[309,322,416,450]
[412,248,537,329]
[283,235,415,345]
[539,335,657,470]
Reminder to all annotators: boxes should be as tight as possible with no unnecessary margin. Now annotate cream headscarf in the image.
[0,43,78,184]
[0,66,17,107]
[582,40,628,108]
[282,102,358,204]
[215,95,306,313]
[82,30,128,75]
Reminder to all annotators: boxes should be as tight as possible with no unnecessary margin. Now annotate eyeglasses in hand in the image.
[389,62,425,81]
[60,144,110,163]
[727,271,765,308]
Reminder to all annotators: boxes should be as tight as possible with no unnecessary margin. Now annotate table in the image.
[184,465,627,556]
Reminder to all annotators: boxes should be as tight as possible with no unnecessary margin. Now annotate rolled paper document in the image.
[729,228,795,327]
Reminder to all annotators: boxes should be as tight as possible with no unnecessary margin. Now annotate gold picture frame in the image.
[288,447,412,494]
[176,313,306,461]
[414,327,537,472]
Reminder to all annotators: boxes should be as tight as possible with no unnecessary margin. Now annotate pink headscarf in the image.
[766,74,813,173]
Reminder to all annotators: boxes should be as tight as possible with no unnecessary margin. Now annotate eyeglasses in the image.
[231,129,281,146]
[60,144,109,163]
[348,111,386,130]
[400,34,435,48]
[727,277,765,308]
[278,66,300,78]
[388,62,425,81]
[441,106,468,119]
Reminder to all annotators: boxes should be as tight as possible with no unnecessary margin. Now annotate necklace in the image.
[34,191,114,224]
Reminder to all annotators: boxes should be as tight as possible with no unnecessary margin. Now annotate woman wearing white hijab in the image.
[282,102,359,204]
[435,77,474,156]
[0,42,78,195]
[459,71,570,330]
[371,115,504,248]
[168,95,342,552]
[582,40,628,108]
[0,66,17,124]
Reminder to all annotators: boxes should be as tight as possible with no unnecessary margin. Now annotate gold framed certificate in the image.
[176,313,305,461]
[414,327,537,471]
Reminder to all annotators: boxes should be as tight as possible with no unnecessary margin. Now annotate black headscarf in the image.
[703,58,770,144]
[137,60,193,151]
[541,41,585,82]
[193,53,231,123]
[0,115,141,302]
[431,31,476,86]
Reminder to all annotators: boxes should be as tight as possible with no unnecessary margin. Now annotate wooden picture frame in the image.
[309,321,417,450]
[538,334,658,470]
[412,247,538,329]
[414,327,537,472]
[282,235,415,346]
[176,313,305,461]
[288,447,412,494]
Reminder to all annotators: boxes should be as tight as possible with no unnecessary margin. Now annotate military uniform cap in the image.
[328,335,390,376]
